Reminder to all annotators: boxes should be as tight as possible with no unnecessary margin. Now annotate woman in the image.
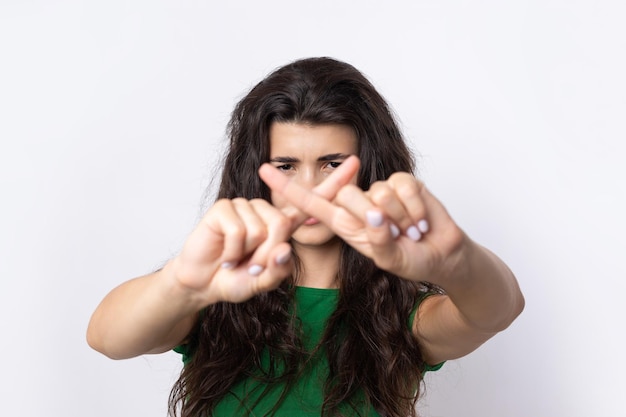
[87,57,524,417]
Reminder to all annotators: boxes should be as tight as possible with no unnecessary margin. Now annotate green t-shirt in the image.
[175,286,443,416]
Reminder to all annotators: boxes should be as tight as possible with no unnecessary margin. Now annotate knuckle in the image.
[215,198,230,204]
[212,198,231,211]
[247,225,268,246]
[389,172,411,182]
[368,180,385,191]
[271,214,291,232]
[370,187,394,206]
[226,224,246,241]
[250,198,268,206]
[397,183,420,200]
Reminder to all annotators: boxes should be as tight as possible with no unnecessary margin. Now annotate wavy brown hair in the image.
[169,57,441,417]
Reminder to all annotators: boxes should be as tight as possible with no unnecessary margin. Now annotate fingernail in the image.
[407,225,422,241]
[390,223,400,239]
[417,219,429,233]
[275,250,291,265]
[248,264,263,276]
[221,261,236,269]
[366,210,384,227]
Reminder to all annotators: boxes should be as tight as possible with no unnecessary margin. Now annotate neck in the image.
[292,239,342,289]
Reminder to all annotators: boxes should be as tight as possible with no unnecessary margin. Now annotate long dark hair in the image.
[169,57,440,417]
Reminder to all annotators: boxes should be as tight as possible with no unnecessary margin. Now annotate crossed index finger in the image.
[258,155,360,228]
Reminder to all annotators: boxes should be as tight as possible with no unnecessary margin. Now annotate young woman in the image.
[87,57,524,417]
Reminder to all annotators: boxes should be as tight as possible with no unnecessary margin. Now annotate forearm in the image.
[436,236,525,332]
[86,259,202,359]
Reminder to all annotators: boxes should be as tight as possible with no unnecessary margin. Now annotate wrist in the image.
[158,257,211,313]
[431,231,475,290]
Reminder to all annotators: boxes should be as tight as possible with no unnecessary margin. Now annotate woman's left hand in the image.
[258,155,467,283]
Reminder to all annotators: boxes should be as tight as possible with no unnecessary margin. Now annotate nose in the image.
[293,167,322,190]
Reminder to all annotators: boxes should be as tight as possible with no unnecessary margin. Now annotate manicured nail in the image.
[407,225,422,241]
[417,219,429,233]
[366,210,384,227]
[221,261,236,269]
[275,250,291,265]
[390,223,400,239]
[248,264,263,276]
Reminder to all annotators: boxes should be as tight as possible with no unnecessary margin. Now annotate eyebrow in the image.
[269,153,352,163]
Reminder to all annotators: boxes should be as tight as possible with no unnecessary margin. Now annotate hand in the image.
[258,156,466,283]
[171,156,361,305]
[172,198,294,304]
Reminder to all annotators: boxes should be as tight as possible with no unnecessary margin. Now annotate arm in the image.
[86,260,201,359]
[259,159,524,364]
[413,237,524,364]
[86,200,296,360]
[87,159,361,360]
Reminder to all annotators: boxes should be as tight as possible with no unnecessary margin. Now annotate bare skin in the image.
[87,122,524,365]
[86,128,360,359]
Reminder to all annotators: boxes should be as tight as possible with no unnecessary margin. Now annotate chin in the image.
[291,226,340,248]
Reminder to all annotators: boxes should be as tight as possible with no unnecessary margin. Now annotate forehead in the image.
[268,122,357,156]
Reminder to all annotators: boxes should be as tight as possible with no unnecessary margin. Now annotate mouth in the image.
[303,217,320,226]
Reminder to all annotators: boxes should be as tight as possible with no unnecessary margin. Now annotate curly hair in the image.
[169,57,441,417]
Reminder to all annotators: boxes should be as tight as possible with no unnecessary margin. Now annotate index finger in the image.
[258,155,360,225]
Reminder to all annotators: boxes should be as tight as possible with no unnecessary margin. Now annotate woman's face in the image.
[268,122,358,249]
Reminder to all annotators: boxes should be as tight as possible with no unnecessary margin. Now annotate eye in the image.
[276,164,293,171]
[327,161,342,169]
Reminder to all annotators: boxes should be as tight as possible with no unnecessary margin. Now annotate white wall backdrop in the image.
[1,1,624,416]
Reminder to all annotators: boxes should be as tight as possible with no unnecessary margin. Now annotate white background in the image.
[1,1,624,416]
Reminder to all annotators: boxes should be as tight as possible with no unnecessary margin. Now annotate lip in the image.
[303,217,320,226]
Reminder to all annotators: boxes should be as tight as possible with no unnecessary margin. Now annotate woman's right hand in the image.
[170,155,361,307]
[86,156,359,358]
[171,198,295,306]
